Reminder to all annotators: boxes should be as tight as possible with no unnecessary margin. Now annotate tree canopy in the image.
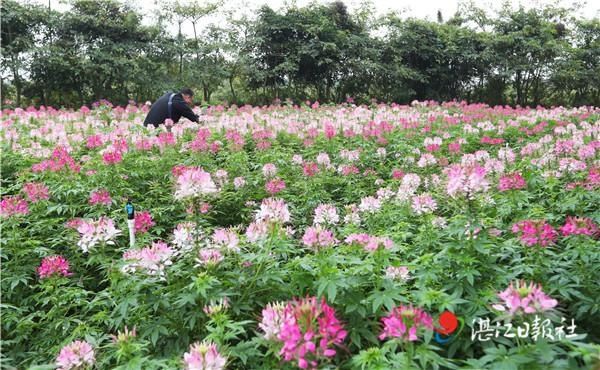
[1,0,598,108]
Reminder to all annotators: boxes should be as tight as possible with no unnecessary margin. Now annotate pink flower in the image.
[498,172,526,191]
[110,326,137,344]
[316,153,331,167]
[196,248,224,266]
[269,297,346,369]
[492,280,558,316]
[385,266,410,281]
[358,196,381,213]
[174,167,218,200]
[134,211,155,234]
[379,305,433,342]
[122,241,174,278]
[203,298,230,316]
[37,255,72,279]
[172,222,198,253]
[22,182,50,203]
[76,217,121,252]
[32,146,80,173]
[262,163,277,177]
[411,194,437,215]
[560,216,599,238]
[396,173,421,201]
[391,169,404,179]
[183,341,227,370]
[313,204,339,226]
[345,233,393,252]
[259,302,289,340]
[88,189,112,206]
[480,136,505,145]
[102,149,123,165]
[56,340,95,370]
[0,195,29,218]
[233,177,246,189]
[225,129,245,150]
[303,162,319,177]
[339,165,360,176]
[302,226,337,250]
[444,164,489,198]
[157,132,175,148]
[86,135,104,149]
[340,149,360,162]
[266,178,286,195]
[246,220,269,243]
[512,220,557,247]
[448,141,461,154]
[211,228,240,252]
[255,198,291,224]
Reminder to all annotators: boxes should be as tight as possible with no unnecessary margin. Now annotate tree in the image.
[1,0,41,106]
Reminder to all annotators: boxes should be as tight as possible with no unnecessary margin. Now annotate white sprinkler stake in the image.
[127,219,135,248]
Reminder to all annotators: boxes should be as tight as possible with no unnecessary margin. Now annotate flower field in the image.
[2,101,600,369]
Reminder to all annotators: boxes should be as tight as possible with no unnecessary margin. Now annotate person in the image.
[143,88,199,127]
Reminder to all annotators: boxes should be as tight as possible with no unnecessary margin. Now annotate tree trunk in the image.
[11,59,22,107]
[178,21,184,79]
[229,75,237,103]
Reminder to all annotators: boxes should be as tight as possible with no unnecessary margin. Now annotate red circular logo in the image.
[436,311,458,335]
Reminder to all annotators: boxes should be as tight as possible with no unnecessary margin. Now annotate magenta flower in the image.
[498,172,526,191]
[0,195,29,218]
[512,220,557,247]
[32,146,80,173]
[102,149,123,165]
[379,305,433,342]
[492,280,558,316]
[55,340,95,370]
[22,182,50,203]
[266,178,286,195]
[86,134,104,149]
[265,297,347,369]
[183,341,227,370]
[37,255,72,279]
[303,162,319,177]
[88,189,112,206]
[560,216,599,238]
[134,210,154,234]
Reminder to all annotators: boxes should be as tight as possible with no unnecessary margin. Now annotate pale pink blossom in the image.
[183,341,227,370]
[492,280,558,316]
[56,340,95,370]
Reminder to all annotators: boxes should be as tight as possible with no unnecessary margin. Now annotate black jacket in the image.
[143,93,199,126]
